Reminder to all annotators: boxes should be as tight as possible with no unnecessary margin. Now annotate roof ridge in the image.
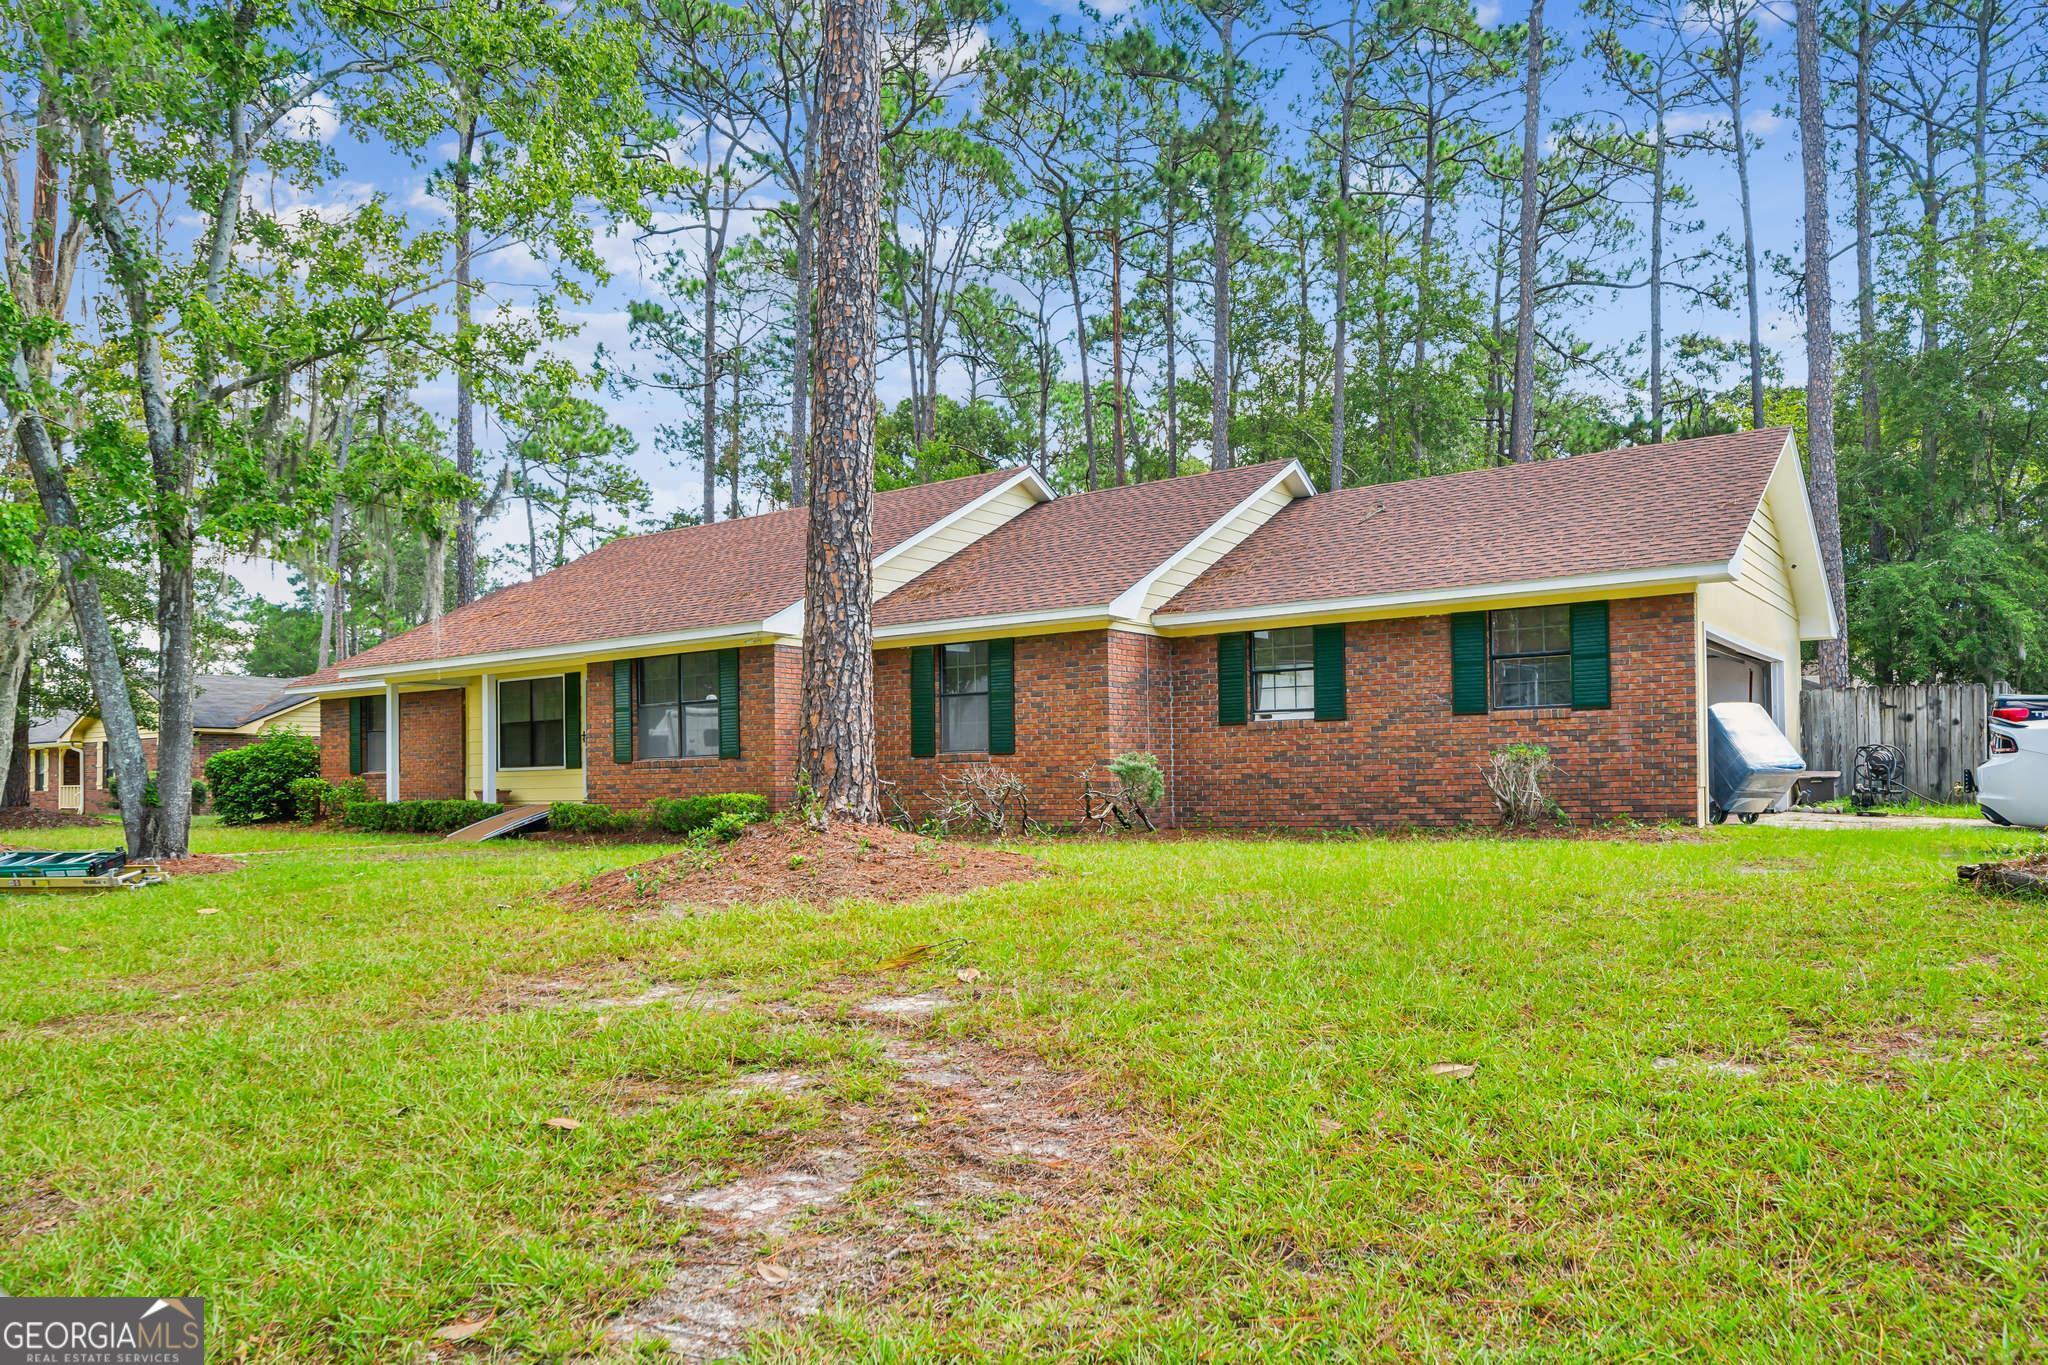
[1319,428,1792,504]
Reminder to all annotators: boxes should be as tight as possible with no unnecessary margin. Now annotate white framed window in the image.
[1251,627,1315,719]
[32,750,45,792]
[1491,606,1573,709]
[637,653,721,760]
[939,640,990,753]
[499,676,566,768]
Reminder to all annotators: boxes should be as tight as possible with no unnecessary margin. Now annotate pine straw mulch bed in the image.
[136,854,243,877]
[1959,851,2048,897]
[0,807,112,830]
[553,821,1045,916]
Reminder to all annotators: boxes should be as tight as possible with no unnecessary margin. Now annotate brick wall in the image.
[1166,593,1700,829]
[584,645,801,810]
[877,630,1126,828]
[316,691,466,799]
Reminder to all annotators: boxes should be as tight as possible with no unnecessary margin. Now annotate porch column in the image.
[480,674,497,803]
[384,682,401,802]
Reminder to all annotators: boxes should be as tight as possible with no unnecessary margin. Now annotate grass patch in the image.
[3,818,2046,1357]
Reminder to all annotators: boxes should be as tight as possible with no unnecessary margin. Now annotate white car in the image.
[1979,696,2048,829]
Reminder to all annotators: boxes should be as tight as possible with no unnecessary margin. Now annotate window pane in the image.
[501,681,530,724]
[940,640,988,695]
[1256,667,1314,714]
[941,693,988,752]
[1494,606,1570,657]
[535,677,564,721]
[1253,627,1312,670]
[681,653,720,702]
[1492,655,1572,709]
[642,655,679,705]
[535,720,564,767]
[640,701,680,759]
[502,724,532,768]
[683,701,721,757]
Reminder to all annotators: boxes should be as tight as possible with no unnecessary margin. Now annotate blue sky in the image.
[228,0,1820,605]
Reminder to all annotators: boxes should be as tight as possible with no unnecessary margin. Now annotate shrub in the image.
[290,778,331,823]
[932,764,1029,835]
[548,801,641,835]
[107,770,207,810]
[342,799,504,834]
[701,810,754,844]
[205,731,322,824]
[190,780,209,811]
[647,792,768,835]
[1482,743,1560,827]
[1081,751,1164,832]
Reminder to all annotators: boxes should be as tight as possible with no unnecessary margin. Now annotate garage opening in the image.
[1707,643,1776,721]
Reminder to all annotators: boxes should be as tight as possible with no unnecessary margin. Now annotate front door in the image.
[58,747,83,813]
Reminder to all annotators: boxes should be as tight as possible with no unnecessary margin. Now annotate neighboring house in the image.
[288,429,1834,828]
[27,676,322,814]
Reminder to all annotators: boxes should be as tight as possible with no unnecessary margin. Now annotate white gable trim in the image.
[1756,433,1841,640]
[1108,461,1313,623]
[762,466,1054,639]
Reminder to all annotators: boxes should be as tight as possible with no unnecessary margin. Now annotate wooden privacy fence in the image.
[1800,683,1991,801]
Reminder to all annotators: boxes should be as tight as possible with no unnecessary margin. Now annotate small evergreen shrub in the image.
[700,810,754,844]
[548,801,641,834]
[342,799,504,834]
[647,792,768,835]
[205,731,322,824]
[290,778,332,823]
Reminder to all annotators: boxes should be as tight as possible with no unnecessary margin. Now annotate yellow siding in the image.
[1699,496,1805,751]
[258,702,321,738]
[464,667,587,804]
[874,479,1042,597]
[1138,481,1299,615]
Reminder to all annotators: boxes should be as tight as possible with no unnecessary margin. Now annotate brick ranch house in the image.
[286,428,1834,829]
[27,675,321,814]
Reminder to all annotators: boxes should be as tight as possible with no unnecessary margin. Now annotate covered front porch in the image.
[318,666,589,806]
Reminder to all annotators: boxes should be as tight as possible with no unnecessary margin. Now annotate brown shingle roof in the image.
[294,469,1022,685]
[874,462,1295,627]
[1160,429,1794,618]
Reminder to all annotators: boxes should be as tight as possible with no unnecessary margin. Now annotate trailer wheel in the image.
[1708,803,1729,825]
[1739,812,1760,825]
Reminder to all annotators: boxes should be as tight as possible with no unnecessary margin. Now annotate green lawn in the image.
[4,815,2047,1358]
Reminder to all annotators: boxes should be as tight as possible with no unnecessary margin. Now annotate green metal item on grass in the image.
[0,848,162,891]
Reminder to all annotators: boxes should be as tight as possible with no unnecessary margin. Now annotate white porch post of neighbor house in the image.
[480,674,498,803]
[383,682,401,803]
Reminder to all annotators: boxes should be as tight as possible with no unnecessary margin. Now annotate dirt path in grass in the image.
[605,984,1131,1359]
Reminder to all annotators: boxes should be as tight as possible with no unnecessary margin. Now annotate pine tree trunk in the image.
[800,0,883,825]
[1330,70,1351,491]
[1061,210,1098,488]
[1111,232,1126,486]
[1509,0,1545,463]
[1798,0,1850,686]
[454,114,479,605]
[1165,181,1180,480]
[1731,63,1764,430]
[702,178,720,525]
[788,153,815,505]
[1210,11,1235,470]
[1853,0,1885,562]
[1650,100,1667,443]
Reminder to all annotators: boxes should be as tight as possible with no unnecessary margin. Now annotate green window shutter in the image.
[1312,624,1347,721]
[612,659,633,764]
[1450,613,1489,715]
[1570,600,1611,710]
[987,638,1015,755]
[910,646,936,757]
[1217,633,1247,726]
[718,648,741,758]
[348,697,363,775]
[563,671,583,768]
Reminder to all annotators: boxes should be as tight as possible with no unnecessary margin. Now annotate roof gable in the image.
[1159,430,1795,622]
[296,468,1031,685]
[872,462,1301,631]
